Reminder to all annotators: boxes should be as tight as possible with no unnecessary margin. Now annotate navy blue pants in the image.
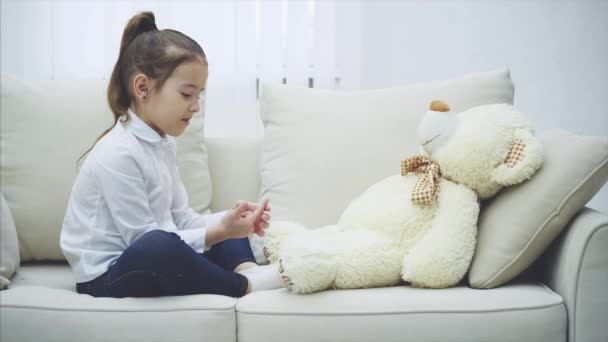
[76,230,254,298]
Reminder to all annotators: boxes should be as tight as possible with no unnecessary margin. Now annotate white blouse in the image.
[60,109,226,283]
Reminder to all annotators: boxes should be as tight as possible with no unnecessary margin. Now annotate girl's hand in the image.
[238,200,272,236]
[221,198,271,239]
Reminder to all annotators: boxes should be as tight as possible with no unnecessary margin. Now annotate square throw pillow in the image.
[0,192,20,290]
[253,68,515,263]
[0,73,213,261]
[469,128,608,288]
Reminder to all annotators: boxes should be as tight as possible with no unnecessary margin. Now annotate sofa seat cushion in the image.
[0,263,237,342]
[236,280,566,342]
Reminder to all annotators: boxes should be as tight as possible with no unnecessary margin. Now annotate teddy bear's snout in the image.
[417,100,459,155]
[422,134,441,146]
[418,110,458,155]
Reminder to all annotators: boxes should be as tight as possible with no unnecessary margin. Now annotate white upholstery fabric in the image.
[1,263,567,342]
[236,281,566,342]
[0,264,237,342]
[534,207,608,342]
[206,136,262,213]
[0,192,20,289]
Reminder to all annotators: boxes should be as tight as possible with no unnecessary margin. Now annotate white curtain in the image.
[0,0,363,136]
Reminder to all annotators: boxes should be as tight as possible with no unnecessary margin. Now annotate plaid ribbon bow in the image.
[401,155,442,205]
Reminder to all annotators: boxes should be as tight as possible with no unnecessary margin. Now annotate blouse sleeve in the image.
[91,151,217,254]
[170,163,227,251]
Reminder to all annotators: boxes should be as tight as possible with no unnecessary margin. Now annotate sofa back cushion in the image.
[0,74,212,261]
[469,129,608,288]
[257,68,515,229]
[206,136,263,213]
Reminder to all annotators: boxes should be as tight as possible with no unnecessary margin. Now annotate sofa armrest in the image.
[532,207,608,342]
[0,192,20,290]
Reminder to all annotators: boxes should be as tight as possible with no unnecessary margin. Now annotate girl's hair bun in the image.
[120,11,158,55]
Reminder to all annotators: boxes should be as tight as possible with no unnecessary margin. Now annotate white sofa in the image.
[1,73,607,342]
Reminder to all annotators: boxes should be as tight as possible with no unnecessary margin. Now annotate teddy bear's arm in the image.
[401,180,479,288]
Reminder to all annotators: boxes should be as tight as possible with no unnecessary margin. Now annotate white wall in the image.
[357,0,608,213]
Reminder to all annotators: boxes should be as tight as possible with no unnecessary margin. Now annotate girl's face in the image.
[132,58,208,137]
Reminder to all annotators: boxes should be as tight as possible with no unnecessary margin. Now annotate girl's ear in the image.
[492,128,543,186]
[132,73,150,100]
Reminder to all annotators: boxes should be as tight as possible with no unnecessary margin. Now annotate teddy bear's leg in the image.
[262,221,309,264]
[401,181,479,288]
[276,226,345,294]
[332,231,403,290]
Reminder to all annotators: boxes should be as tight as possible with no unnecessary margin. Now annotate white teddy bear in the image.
[263,100,543,294]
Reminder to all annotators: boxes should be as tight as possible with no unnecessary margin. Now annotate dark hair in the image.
[77,11,206,167]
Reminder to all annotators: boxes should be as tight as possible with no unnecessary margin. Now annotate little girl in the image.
[60,11,283,298]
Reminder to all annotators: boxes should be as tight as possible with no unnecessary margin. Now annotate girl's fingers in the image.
[255,220,270,231]
[233,200,248,214]
[253,215,269,229]
[245,202,257,212]
[250,198,269,223]
[246,201,264,212]
[246,200,271,213]
[256,215,270,229]
[233,200,244,209]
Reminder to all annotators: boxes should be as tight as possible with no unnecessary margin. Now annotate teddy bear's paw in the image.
[408,281,428,289]
[278,259,294,287]
[401,261,455,289]
[402,272,430,289]
[278,254,338,295]
[278,257,326,295]
[263,240,280,264]
[263,246,271,260]
[263,233,283,264]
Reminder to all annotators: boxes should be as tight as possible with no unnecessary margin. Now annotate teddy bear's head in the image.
[416,100,543,199]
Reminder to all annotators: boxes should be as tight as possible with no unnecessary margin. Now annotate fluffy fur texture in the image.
[264,101,543,294]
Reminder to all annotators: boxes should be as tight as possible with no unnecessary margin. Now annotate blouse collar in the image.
[126,108,167,144]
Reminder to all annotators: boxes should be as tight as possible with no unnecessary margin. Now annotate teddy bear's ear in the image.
[492,129,543,186]
[430,100,450,112]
